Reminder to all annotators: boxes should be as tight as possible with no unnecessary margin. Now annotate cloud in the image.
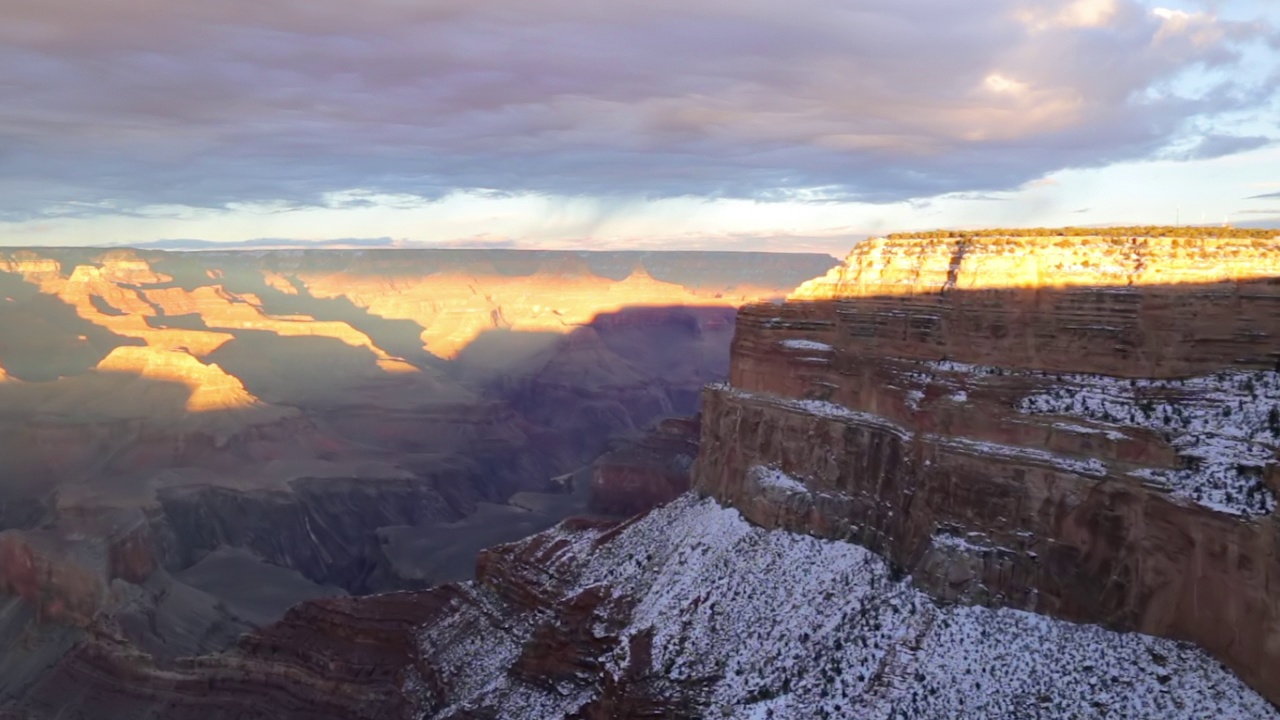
[1234,216,1280,229]
[1019,0,1119,30]
[1247,191,1280,200]
[1172,134,1274,160]
[0,0,1275,220]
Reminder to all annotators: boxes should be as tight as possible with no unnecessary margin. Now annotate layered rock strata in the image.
[14,235,1280,717]
[0,247,835,712]
[19,497,1274,719]
[588,416,700,516]
[694,234,1280,704]
[12,592,445,720]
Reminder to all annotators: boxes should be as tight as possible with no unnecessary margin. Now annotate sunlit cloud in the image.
[1019,0,1120,30]
[0,0,1276,246]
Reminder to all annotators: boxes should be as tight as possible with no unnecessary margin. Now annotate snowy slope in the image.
[413,494,1276,719]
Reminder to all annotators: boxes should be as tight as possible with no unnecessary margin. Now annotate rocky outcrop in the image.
[10,232,1278,719]
[786,235,1280,377]
[0,247,836,714]
[94,346,275,414]
[0,532,103,627]
[693,233,1280,705]
[589,416,700,516]
[30,496,1274,719]
[14,592,448,720]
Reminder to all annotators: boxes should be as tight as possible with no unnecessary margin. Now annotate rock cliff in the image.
[589,416,700,516]
[0,247,835,712]
[695,232,1280,704]
[21,497,1274,718]
[10,230,1280,719]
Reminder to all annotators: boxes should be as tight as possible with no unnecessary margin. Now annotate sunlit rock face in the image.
[793,235,1280,297]
[94,346,269,414]
[8,232,1280,719]
[696,232,1280,704]
[0,246,835,714]
[788,235,1280,376]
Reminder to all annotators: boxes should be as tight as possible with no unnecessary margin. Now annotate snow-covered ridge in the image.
[921,362,1280,515]
[936,435,1109,478]
[419,496,1277,719]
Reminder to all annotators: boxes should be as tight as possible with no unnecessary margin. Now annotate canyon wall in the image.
[588,416,700,516]
[16,497,1275,719]
[693,234,1280,704]
[9,233,1280,718]
[0,247,835,710]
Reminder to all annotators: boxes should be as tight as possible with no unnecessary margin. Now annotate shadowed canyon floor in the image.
[4,231,1280,719]
[0,247,836,710]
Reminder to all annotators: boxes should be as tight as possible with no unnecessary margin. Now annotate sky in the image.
[1,0,1277,253]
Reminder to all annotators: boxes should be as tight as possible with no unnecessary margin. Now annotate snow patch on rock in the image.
[750,465,810,495]
[419,496,1278,719]
[780,339,833,352]
[1016,369,1280,516]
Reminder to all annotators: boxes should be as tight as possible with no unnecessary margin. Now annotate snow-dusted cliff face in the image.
[21,493,1271,719]
[11,234,1280,719]
[700,233,1280,706]
[407,495,1274,719]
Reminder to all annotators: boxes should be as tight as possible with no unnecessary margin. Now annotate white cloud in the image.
[1017,0,1119,30]
[1151,6,1223,45]
[984,73,1028,94]
[1060,0,1120,27]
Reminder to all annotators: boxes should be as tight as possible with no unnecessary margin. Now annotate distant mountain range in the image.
[104,237,407,250]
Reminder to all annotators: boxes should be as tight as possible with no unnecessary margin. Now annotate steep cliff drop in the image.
[0,247,838,715]
[7,230,1279,719]
[697,231,1280,707]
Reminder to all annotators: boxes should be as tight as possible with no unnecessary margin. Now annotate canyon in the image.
[0,247,835,710]
[5,231,1280,718]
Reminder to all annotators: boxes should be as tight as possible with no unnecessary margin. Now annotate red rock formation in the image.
[26,491,1273,719]
[0,247,836,712]
[589,416,700,516]
[0,532,105,626]
[15,593,451,720]
[693,233,1280,704]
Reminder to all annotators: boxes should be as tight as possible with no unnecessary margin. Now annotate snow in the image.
[938,436,1109,478]
[750,465,809,495]
[720,364,1279,516]
[905,389,924,410]
[1016,369,1280,516]
[930,530,997,554]
[896,361,1279,517]
[415,496,1279,719]
[779,339,833,352]
[1051,422,1129,441]
[721,385,911,439]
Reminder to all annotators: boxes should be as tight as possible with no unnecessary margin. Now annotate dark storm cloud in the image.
[0,0,1274,218]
